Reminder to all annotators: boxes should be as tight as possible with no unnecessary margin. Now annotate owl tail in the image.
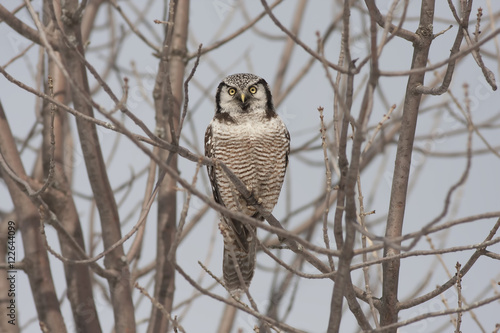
[219,222,256,292]
[223,241,256,293]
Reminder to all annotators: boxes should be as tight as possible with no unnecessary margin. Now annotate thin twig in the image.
[454,262,463,333]
[177,43,202,141]
[109,0,160,53]
[381,27,500,78]
[398,218,500,311]
[168,158,202,263]
[134,282,186,333]
[369,294,500,333]
[32,77,56,196]
[0,152,116,279]
[318,106,335,270]
[2,42,35,68]
[260,0,349,73]
[461,8,497,90]
[186,0,283,59]
[357,171,380,328]
[176,263,308,333]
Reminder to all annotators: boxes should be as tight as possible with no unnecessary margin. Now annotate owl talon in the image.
[246,194,262,207]
[229,288,243,300]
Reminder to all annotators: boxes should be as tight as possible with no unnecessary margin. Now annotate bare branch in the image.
[260,0,349,73]
[0,4,60,49]
[186,0,283,59]
[364,0,417,42]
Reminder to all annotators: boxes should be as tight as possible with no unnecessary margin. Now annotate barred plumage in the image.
[205,73,290,293]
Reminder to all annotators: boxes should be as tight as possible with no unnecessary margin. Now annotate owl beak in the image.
[240,93,246,103]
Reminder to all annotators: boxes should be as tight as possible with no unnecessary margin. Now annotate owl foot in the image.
[229,288,243,300]
[244,188,263,207]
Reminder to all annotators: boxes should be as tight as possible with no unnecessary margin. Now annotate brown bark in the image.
[40,79,102,333]
[57,0,136,331]
[148,1,190,332]
[0,4,60,49]
[0,101,67,332]
[35,1,103,331]
[380,1,435,330]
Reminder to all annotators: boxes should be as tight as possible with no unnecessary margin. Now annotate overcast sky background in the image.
[1,1,500,332]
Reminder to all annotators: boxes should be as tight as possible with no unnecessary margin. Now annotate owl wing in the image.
[204,123,251,252]
[284,127,290,171]
[204,124,223,206]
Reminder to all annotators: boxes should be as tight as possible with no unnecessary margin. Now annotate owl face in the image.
[215,73,275,119]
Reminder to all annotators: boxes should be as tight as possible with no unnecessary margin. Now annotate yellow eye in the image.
[228,88,236,96]
[249,86,257,94]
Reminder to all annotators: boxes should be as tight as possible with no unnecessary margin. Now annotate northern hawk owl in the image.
[205,73,290,293]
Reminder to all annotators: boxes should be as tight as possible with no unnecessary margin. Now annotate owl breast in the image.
[210,117,289,217]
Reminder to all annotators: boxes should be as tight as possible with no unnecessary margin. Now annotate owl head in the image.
[215,73,275,118]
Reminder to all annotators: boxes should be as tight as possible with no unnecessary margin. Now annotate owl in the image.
[204,73,290,293]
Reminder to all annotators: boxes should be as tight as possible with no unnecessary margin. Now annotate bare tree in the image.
[1,1,499,332]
